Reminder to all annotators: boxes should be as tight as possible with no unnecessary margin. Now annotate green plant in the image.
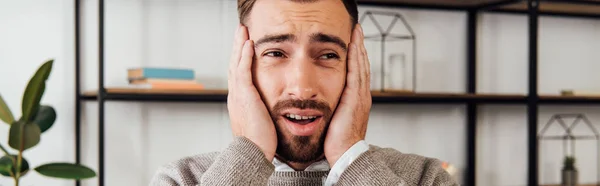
[563,156,576,170]
[0,59,96,186]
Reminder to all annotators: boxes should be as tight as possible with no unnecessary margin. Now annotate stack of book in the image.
[127,67,204,90]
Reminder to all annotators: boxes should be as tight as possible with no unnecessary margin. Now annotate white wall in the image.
[1,0,600,186]
[0,0,75,185]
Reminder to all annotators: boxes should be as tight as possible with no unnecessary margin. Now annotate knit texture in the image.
[150,137,459,186]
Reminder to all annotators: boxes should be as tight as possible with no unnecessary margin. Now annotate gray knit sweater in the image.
[150,137,459,186]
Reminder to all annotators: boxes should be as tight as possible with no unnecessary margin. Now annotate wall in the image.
[1,0,600,186]
[0,0,75,185]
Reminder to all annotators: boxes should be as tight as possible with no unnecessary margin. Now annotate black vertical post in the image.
[98,0,106,185]
[381,33,386,92]
[74,0,81,186]
[527,0,539,185]
[466,9,477,186]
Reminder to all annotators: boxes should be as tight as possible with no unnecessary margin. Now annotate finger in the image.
[228,25,242,85]
[230,25,249,68]
[358,25,370,91]
[238,40,255,86]
[358,24,369,72]
[349,26,364,88]
[347,43,360,90]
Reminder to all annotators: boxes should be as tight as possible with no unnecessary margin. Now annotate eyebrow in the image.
[254,34,296,48]
[310,33,347,52]
[254,33,348,52]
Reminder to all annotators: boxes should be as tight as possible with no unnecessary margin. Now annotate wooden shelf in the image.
[357,0,506,9]
[357,0,600,18]
[540,94,600,104]
[372,91,526,103]
[82,88,228,103]
[497,0,600,18]
[81,88,527,104]
[540,184,600,186]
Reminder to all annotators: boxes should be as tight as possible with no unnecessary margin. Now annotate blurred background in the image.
[1,0,600,185]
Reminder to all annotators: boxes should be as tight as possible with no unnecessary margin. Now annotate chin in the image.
[268,99,333,163]
[274,119,328,163]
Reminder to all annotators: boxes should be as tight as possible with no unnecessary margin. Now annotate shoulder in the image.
[150,152,220,186]
[366,145,458,185]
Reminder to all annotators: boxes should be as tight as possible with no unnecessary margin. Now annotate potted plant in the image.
[562,156,578,186]
[0,59,96,186]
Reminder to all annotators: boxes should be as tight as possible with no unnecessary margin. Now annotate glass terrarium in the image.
[538,114,600,186]
[360,11,416,92]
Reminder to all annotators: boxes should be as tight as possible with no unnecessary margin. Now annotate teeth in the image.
[286,114,318,120]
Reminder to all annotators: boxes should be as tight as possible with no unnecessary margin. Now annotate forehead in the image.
[247,0,352,43]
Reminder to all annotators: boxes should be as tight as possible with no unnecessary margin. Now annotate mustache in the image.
[270,99,333,119]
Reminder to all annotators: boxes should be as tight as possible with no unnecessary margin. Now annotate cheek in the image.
[252,61,285,107]
[317,68,345,108]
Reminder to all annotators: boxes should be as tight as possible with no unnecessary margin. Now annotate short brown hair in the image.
[237,0,358,27]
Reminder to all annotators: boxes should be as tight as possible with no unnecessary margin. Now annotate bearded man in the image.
[150,0,458,185]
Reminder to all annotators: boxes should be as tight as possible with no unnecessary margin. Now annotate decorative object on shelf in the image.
[562,156,578,186]
[560,89,600,97]
[0,59,96,186]
[538,114,599,186]
[127,67,204,90]
[359,11,416,92]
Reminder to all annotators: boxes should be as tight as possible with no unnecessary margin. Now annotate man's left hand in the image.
[324,24,372,167]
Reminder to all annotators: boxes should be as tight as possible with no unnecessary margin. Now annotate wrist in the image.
[247,136,275,162]
[327,138,361,166]
[263,151,275,162]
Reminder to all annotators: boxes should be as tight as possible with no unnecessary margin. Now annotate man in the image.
[151,0,458,185]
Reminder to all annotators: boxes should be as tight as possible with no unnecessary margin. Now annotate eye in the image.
[264,51,286,58]
[319,53,340,60]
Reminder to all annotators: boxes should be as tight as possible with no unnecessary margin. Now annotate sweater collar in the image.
[272,158,330,172]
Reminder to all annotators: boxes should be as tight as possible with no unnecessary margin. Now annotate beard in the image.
[270,99,333,163]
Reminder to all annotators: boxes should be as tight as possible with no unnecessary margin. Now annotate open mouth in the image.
[284,114,321,125]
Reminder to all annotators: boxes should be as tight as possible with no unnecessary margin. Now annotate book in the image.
[128,67,195,80]
[129,78,197,85]
[128,82,204,90]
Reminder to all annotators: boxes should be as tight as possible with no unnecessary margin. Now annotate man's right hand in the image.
[227,25,277,161]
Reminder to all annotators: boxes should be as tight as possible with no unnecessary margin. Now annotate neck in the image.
[276,154,326,171]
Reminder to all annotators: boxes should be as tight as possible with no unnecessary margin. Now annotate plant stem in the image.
[15,150,23,186]
[15,121,25,185]
[0,144,9,155]
[9,169,17,186]
[15,149,22,185]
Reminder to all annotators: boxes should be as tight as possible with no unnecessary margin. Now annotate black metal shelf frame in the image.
[73,0,600,186]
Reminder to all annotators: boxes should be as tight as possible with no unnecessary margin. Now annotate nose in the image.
[285,59,318,100]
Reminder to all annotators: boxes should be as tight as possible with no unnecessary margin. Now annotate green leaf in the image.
[33,105,56,133]
[0,94,15,125]
[21,59,54,122]
[8,121,41,151]
[0,163,11,175]
[0,155,29,177]
[34,163,96,180]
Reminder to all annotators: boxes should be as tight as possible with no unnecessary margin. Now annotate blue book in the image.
[128,67,195,80]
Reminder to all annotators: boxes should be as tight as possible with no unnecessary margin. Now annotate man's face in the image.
[246,0,352,163]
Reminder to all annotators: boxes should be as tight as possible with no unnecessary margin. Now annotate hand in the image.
[324,24,372,166]
[227,25,277,161]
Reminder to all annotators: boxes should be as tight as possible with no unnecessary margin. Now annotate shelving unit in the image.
[81,88,528,104]
[73,0,600,186]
